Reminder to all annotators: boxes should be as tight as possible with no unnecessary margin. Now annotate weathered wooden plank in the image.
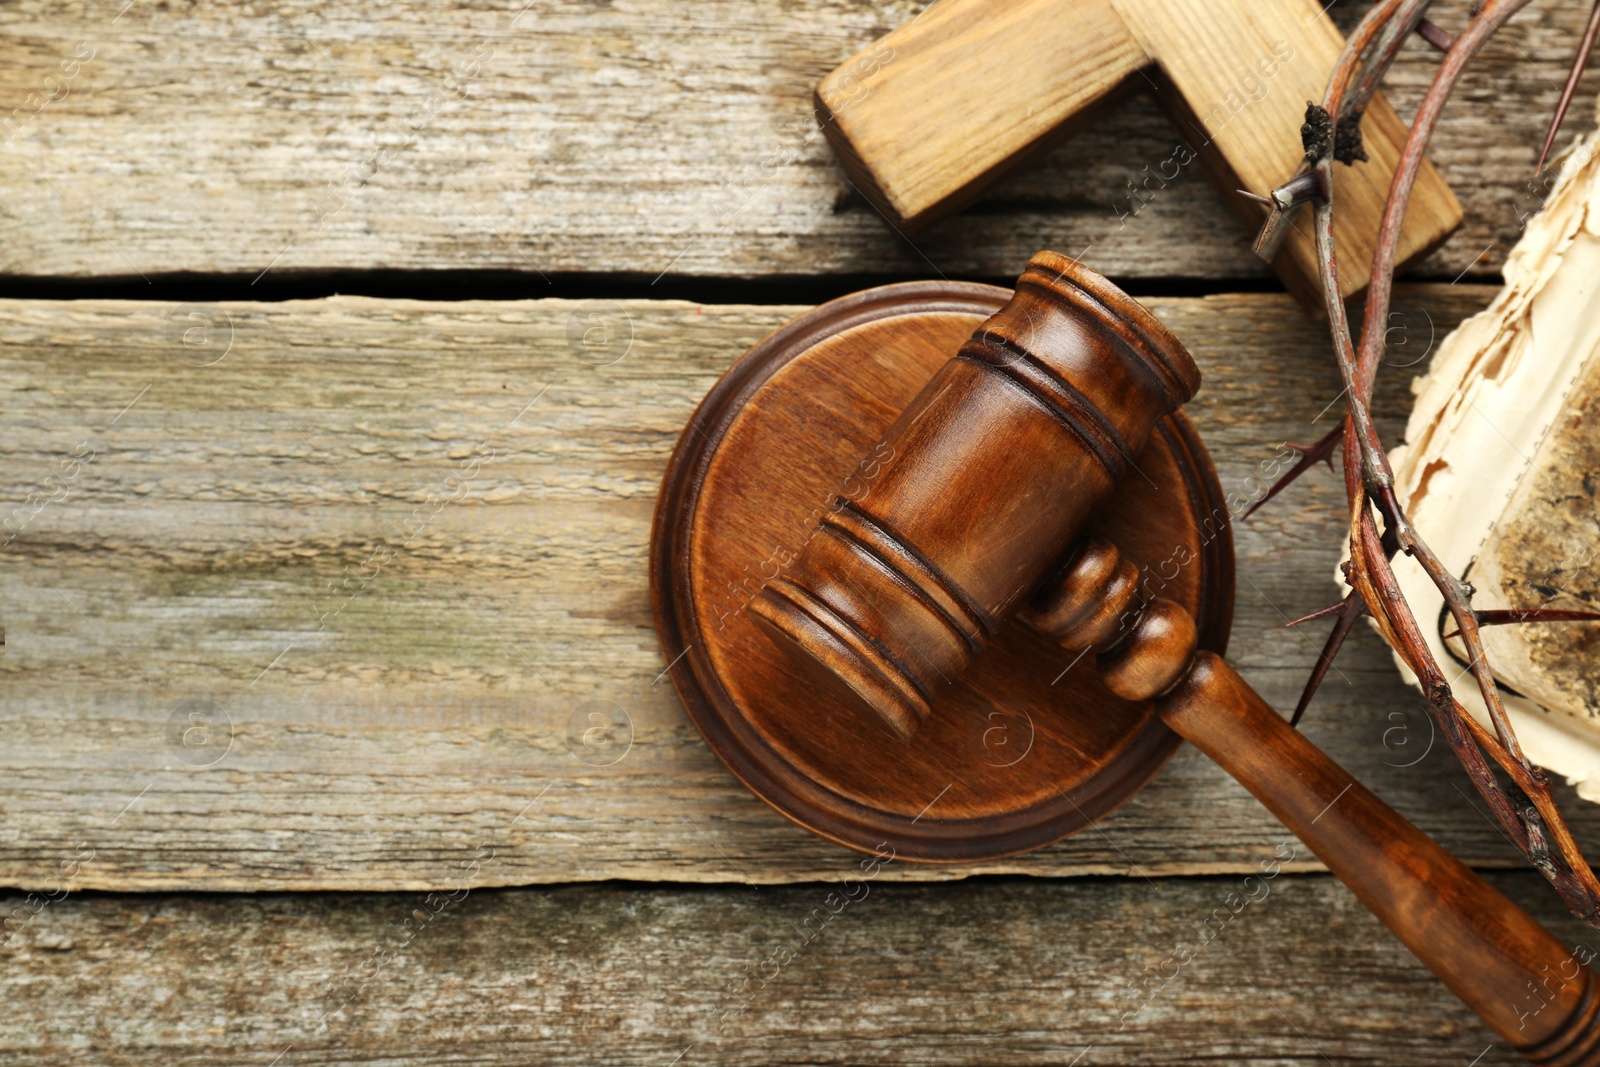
[0,0,1590,284]
[3,871,1591,1064]
[4,285,1598,891]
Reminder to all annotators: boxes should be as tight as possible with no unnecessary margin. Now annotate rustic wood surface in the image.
[6,283,1600,894]
[7,1,1600,1055]
[0,0,1592,286]
[3,871,1593,1065]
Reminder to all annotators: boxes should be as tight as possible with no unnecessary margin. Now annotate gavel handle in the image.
[1159,653,1600,1063]
[1029,539,1600,1062]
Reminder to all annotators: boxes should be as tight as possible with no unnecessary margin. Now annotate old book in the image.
[1389,97,1600,799]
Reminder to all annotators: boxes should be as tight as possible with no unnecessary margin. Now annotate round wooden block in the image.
[650,281,1234,862]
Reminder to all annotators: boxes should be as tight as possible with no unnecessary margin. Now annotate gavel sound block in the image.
[650,252,1600,1061]
[816,0,1463,305]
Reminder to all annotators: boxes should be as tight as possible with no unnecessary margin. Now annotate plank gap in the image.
[0,269,1492,307]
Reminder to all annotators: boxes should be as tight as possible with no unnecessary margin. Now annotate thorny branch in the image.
[1250,0,1600,922]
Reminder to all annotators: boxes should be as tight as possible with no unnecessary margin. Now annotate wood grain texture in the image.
[1126,0,1459,305]
[5,286,1600,892]
[813,0,1150,225]
[0,0,1590,284]
[3,872,1595,1065]
[816,0,1461,302]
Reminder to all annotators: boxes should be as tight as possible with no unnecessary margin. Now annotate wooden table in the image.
[2,1,1597,1063]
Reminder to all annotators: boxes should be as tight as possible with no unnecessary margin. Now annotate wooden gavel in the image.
[750,251,1600,1063]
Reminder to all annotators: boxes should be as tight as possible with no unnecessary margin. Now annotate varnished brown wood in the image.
[704,253,1600,1062]
[751,251,1204,737]
[1030,540,1144,650]
[1163,652,1600,1063]
[650,271,1234,862]
[1029,540,1205,704]
[1099,597,1200,701]
[1035,536,1600,1057]
[814,0,1463,304]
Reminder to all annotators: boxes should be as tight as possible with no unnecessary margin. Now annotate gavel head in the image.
[749,251,1201,740]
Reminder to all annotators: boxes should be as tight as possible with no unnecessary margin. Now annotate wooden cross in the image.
[815,0,1463,305]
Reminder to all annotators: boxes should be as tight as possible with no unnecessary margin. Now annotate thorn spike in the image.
[1291,592,1365,727]
[1416,18,1456,53]
[1535,0,1600,176]
[1242,424,1345,520]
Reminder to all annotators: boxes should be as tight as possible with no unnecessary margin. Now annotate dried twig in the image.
[1250,0,1600,924]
